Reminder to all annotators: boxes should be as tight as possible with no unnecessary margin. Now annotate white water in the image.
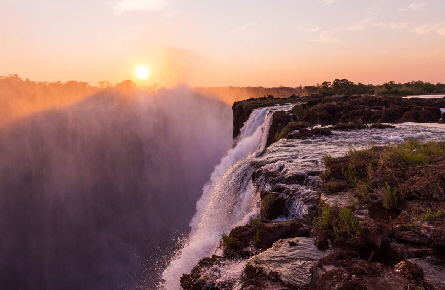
[161,104,294,289]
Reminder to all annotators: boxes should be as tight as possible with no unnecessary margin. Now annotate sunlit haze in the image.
[135,65,150,79]
[1,0,445,86]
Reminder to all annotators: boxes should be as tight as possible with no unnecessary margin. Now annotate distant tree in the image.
[316,81,334,96]
[332,79,354,95]
[98,81,113,88]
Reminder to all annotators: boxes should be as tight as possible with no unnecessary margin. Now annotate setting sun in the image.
[135,65,150,80]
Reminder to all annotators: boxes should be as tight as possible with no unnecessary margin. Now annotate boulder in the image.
[243,237,330,289]
[224,220,311,258]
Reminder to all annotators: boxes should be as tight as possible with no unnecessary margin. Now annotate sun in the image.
[135,65,150,79]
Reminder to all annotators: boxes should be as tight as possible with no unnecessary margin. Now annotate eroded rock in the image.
[244,237,330,289]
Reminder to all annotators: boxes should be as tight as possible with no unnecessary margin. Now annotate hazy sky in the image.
[1,0,445,87]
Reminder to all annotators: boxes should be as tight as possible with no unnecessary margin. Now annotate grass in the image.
[221,233,236,251]
[379,140,445,168]
[381,182,398,210]
[356,180,371,203]
[321,140,445,207]
[314,203,361,243]
[419,207,445,222]
[342,166,360,186]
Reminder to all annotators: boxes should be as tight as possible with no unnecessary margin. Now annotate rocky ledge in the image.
[182,95,445,290]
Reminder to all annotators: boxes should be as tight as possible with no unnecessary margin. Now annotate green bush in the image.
[381,182,398,209]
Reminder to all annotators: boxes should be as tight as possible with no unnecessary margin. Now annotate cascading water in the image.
[161,104,294,289]
[0,86,232,290]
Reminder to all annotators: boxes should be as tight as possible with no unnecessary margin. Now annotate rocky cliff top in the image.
[182,95,445,290]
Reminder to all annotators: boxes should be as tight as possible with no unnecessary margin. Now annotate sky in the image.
[1,0,445,87]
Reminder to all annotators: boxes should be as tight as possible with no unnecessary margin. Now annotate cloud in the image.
[297,25,320,32]
[400,1,427,11]
[110,0,171,14]
[412,22,445,36]
[373,22,411,30]
[230,22,256,34]
[322,0,340,5]
[348,19,371,31]
[311,31,341,43]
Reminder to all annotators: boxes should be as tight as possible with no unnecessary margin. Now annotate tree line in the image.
[302,79,445,96]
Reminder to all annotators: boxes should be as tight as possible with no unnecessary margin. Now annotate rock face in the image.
[243,237,331,289]
[232,97,301,139]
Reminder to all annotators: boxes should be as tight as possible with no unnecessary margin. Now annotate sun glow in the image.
[135,65,150,79]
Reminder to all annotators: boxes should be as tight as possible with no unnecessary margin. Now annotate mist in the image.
[0,85,232,289]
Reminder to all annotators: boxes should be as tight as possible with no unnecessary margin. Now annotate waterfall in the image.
[161,104,294,290]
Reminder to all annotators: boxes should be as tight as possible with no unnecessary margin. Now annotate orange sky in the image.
[1,0,445,87]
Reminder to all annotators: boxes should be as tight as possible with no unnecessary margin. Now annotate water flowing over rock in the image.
[162,104,295,289]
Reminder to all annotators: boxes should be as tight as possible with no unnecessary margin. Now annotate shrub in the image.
[314,203,361,243]
[221,234,236,251]
[419,207,445,222]
[381,182,398,209]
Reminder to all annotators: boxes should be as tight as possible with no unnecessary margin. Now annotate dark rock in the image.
[393,206,445,247]
[397,106,441,123]
[311,250,411,290]
[380,106,403,123]
[387,242,434,262]
[311,229,331,251]
[261,192,287,220]
[180,255,224,290]
[267,111,294,147]
[408,257,445,289]
[224,220,311,258]
[287,127,332,139]
[395,231,430,245]
[359,216,393,253]
[369,123,395,129]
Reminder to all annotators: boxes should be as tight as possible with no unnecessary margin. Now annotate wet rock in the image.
[244,237,331,289]
[223,220,311,258]
[287,127,332,139]
[252,167,320,220]
[267,111,294,147]
[261,192,287,220]
[180,255,231,290]
[232,97,301,139]
[387,242,434,262]
[393,206,445,247]
[408,257,445,289]
[369,123,395,129]
[320,191,357,208]
[395,231,430,245]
